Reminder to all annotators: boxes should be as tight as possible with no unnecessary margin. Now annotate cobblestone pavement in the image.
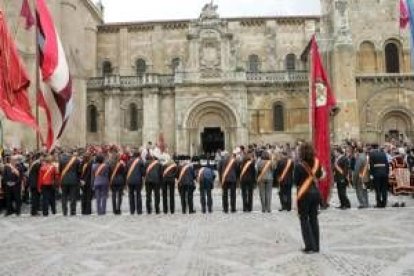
[0,189,413,276]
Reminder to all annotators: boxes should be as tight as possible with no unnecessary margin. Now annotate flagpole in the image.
[33,0,40,150]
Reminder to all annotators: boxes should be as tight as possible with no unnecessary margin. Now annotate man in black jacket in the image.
[239,151,256,212]
[29,153,43,216]
[218,153,239,213]
[59,152,81,216]
[369,144,390,208]
[126,151,144,215]
[162,159,177,214]
[144,155,163,214]
[177,161,196,214]
[3,155,25,216]
[275,151,294,211]
[334,148,351,209]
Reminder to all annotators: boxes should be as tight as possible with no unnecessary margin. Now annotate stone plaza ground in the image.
[0,190,413,276]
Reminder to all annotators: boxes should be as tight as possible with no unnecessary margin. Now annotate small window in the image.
[129,103,139,131]
[172,58,181,73]
[87,105,98,133]
[102,61,112,76]
[248,54,260,73]
[285,54,296,71]
[273,103,285,131]
[385,42,400,73]
[136,59,146,75]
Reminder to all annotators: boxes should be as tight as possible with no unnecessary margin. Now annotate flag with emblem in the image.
[36,0,73,150]
[310,35,336,205]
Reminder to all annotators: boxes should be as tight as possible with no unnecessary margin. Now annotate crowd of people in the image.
[0,140,413,254]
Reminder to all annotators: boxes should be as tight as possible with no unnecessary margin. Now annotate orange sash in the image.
[163,163,177,178]
[94,164,106,177]
[146,160,158,176]
[81,162,89,178]
[7,164,20,177]
[197,167,205,183]
[42,165,55,183]
[257,161,272,182]
[126,158,140,182]
[178,164,191,184]
[222,158,235,184]
[359,156,369,178]
[297,159,320,202]
[110,161,123,186]
[240,160,253,181]
[60,157,77,181]
[279,159,293,183]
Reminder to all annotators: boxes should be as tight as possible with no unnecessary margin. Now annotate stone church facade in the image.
[1,0,414,154]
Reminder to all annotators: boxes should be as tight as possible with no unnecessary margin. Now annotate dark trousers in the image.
[373,175,388,207]
[81,184,93,215]
[111,185,123,215]
[337,180,351,208]
[95,185,108,215]
[179,185,194,214]
[62,185,79,216]
[162,179,175,214]
[41,186,56,216]
[241,181,254,212]
[279,181,292,211]
[200,187,213,213]
[146,181,161,214]
[298,188,320,252]
[30,187,40,216]
[222,181,236,213]
[128,184,142,214]
[5,184,21,215]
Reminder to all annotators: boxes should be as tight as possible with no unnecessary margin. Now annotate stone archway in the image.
[379,110,413,144]
[183,100,238,155]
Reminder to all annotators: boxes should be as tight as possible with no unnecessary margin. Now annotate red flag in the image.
[310,35,336,205]
[20,0,35,30]
[401,0,410,29]
[0,11,38,130]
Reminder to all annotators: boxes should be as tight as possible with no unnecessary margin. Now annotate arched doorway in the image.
[184,101,238,155]
[380,111,413,144]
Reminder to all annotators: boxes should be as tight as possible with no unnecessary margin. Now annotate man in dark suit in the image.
[59,152,81,216]
[369,144,390,208]
[177,161,196,214]
[334,148,351,209]
[126,151,144,215]
[28,153,43,216]
[275,151,294,211]
[218,153,239,213]
[239,151,256,212]
[144,155,163,214]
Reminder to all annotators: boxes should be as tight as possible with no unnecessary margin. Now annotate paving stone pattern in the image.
[0,190,413,276]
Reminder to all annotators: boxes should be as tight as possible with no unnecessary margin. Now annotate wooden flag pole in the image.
[33,0,40,150]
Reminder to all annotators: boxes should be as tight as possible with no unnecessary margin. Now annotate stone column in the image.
[103,89,121,144]
[142,88,160,144]
[118,28,130,75]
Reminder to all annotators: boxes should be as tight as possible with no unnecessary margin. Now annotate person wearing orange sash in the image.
[197,164,216,213]
[126,151,144,215]
[91,154,110,215]
[177,160,196,214]
[162,159,178,214]
[80,153,93,215]
[218,153,239,213]
[110,154,126,215]
[275,151,294,212]
[256,151,274,213]
[239,151,256,212]
[294,143,323,254]
[144,155,163,214]
[59,152,81,216]
[38,155,58,216]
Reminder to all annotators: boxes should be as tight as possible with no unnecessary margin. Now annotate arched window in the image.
[102,61,112,76]
[359,41,377,73]
[129,103,139,131]
[385,42,400,73]
[136,58,147,75]
[247,54,260,73]
[172,58,181,74]
[87,105,98,133]
[273,103,285,131]
[285,53,296,71]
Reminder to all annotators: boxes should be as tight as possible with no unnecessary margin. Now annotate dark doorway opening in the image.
[201,127,224,155]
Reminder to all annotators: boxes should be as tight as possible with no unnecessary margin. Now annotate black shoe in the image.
[301,248,315,254]
[392,203,399,208]
[278,209,285,212]
[400,202,406,207]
